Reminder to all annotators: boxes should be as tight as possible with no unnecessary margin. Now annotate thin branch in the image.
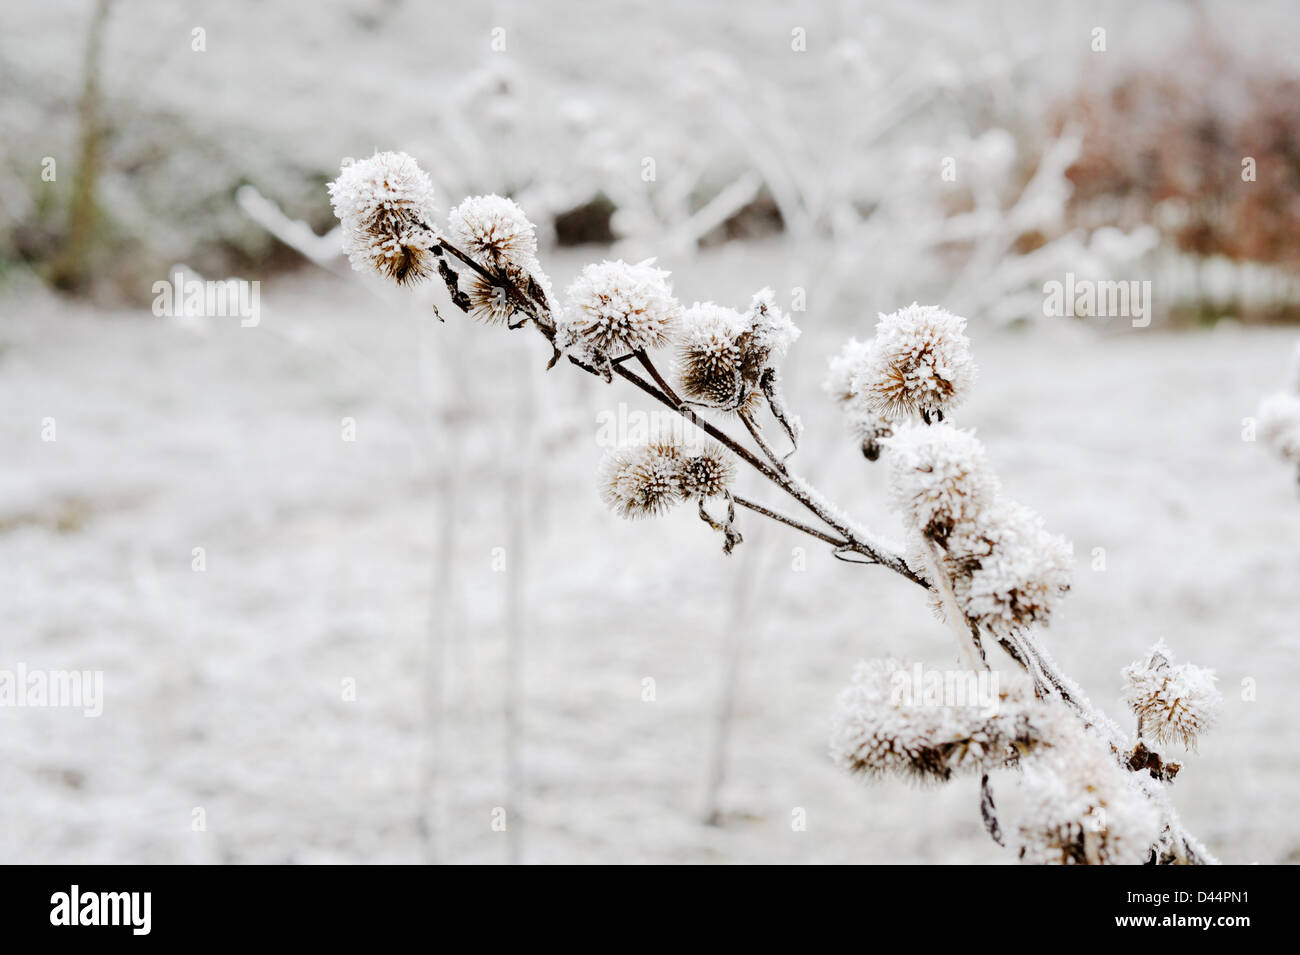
[611,362,929,587]
[424,237,932,588]
[740,411,787,474]
[732,494,848,548]
[635,350,686,407]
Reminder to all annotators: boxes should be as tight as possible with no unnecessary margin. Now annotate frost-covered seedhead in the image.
[461,259,554,327]
[853,303,976,423]
[599,441,683,519]
[464,272,516,325]
[744,288,800,364]
[1016,730,1161,865]
[845,405,894,461]
[824,337,875,405]
[676,302,750,408]
[885,423,999,544]
[829,658,1043,784]
[1122,641,1222,750]
[557,259,681,361]
[599,439,735,519]
[949,499,1074,638]
[676,291,801,424]
[447,194,538,269]
[678,442,735,500]
[1258,392,1300,463]
[827,339,895,458]
[327,151,438,285]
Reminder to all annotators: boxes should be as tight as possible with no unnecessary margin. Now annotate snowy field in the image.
[2,246,1297,863]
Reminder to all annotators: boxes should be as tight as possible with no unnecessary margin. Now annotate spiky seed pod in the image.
[743,287,800,371]
[557,259,681,361]
[829,658,1045,784]
[824,338,875,405]
[948,499,1074,638]
[447,194,538,269]
[461,259,548,326]
[599,442,683,519]
[327,151,439,285]
[676,302,750,408]
[678,442,735,499]
[1016,729,1161,865]
[884,423,999,545]
[844,405,893,460]
[1122,641,1222,750]
[853,303,976,423]
[463,273,514,325]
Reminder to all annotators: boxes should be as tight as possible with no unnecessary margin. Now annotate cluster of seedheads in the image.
[329,151,1224,864]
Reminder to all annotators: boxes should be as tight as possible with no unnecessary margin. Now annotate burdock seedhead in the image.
[447,194,538,270]
[852,303,976,423]
[676,302,750,409]
[598,441,684,520]
[557,259,681,363]
[327,151,439,285]
[1122,641,1222,750]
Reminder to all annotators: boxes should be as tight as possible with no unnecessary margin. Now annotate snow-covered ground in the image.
[2,246,1297,863]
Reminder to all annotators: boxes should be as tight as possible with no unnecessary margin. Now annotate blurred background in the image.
[1,0,1298,863]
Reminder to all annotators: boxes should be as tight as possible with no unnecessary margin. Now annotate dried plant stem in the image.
[421,233,1211,865]
[634,350,685,407]
[703,526,768,825]
[612,359,928,585]
[740,411,787,474]
[426,231,926,585]
[922,540,987,670]
[731,495,847,547]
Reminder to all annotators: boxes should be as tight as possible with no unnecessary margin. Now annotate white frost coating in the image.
[598,439,734,519]
[824,337,875,404]
[951,498,1074,638]
[556,259,681,360]
[884,422,999,541]
[786,473,910,571]
[829,658,1040,783]
[327,151,438,278]
[852,303,977,422]
[675,302,750,406]
[679,302,749,360]
[1016,727,1161,865]
[598,441,683,520]
[1123,640,1222,750]
[844,405,892,443]
[745,287,800,360]
[447,194,538,269]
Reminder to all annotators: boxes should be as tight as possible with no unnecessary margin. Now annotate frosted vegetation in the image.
[3,0,1298,865]
[323,151,1230,863]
